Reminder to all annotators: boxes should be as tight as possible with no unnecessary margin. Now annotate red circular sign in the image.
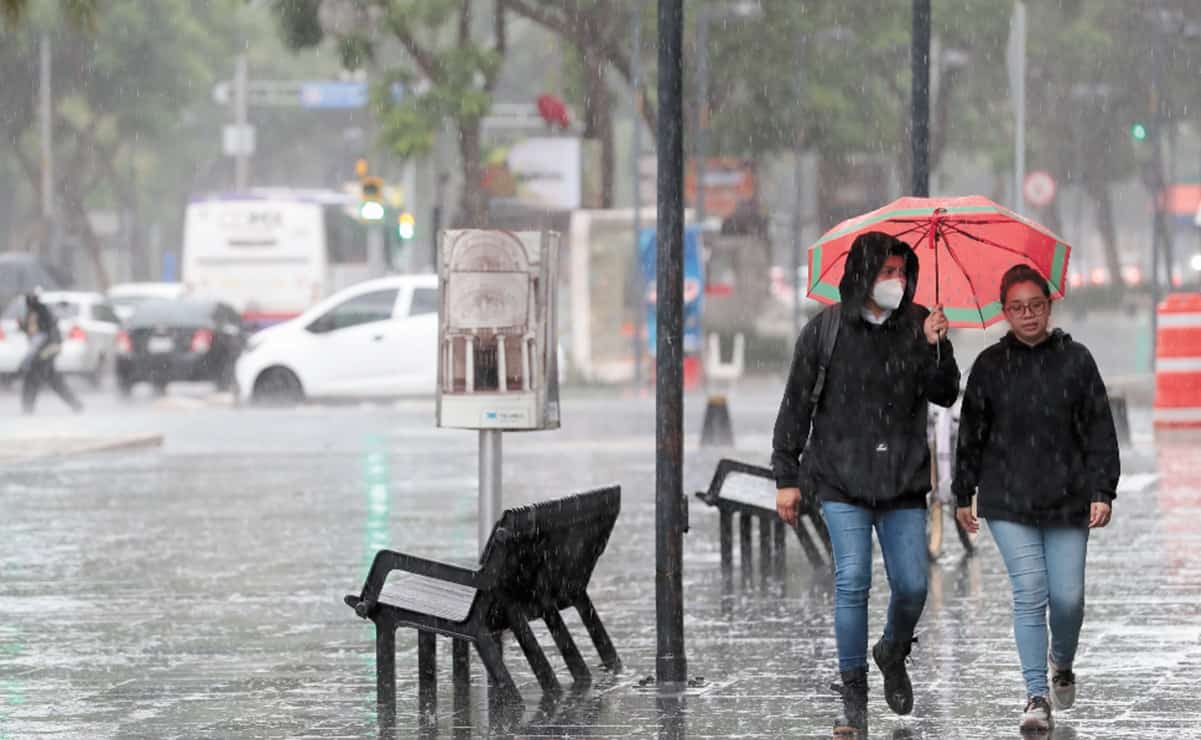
[1023,171,1057,207]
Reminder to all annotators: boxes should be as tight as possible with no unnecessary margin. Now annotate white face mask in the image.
[872,278,905,311]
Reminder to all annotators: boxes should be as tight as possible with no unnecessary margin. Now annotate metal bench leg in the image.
[375,619,397,730]
[719,509,734,586]
[453,638,471,692]
[739,513,753,585]
[792,518,824,568]
[544,608,591,684]
[773,519,787,579]
[506,606,562,695]
[812,506,833,556]
[575,593,622,672]
[418,630,437,721]
[475,630,520,703]
[759,515,772,587]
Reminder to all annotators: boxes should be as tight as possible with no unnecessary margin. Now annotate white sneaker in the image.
[1021,695,1054,733]
[1048,656,1076,710]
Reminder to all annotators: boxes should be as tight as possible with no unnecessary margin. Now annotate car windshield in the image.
[127,299,214,327]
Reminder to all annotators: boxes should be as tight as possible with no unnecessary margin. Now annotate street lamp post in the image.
[631,10,645,386]
[792,30,805,339]
[911,0,931,197]
[694,3,762,233]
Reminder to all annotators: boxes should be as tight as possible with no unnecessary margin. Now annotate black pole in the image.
[631,10,644,386]
[1149,41,1162,360]
[792,31,805,339]
[655,0,687,688]
[910,0,931,197]
[695,10,709,233]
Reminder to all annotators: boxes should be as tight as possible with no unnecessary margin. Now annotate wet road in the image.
[1,383,1199,739]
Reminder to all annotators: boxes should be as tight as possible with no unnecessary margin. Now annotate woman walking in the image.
[954,264,1120,734]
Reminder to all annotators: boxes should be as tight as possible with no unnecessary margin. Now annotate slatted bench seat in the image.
[345,485,623,724]
[694,459,830,584]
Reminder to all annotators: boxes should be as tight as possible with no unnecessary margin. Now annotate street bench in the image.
[345,485,623,720]
[694,459,831,584]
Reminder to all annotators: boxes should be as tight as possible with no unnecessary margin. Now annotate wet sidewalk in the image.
[0,396,1198,739]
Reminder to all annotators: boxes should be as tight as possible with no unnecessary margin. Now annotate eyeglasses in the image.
[1004,299,1050,317]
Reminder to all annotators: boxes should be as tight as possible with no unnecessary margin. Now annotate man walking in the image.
[772,231,958,737]
[19,292,83,414]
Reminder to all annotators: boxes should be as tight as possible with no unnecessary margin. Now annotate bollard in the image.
[700,395,734,447]
[700,333,744,448]
[1153,293,1201,428]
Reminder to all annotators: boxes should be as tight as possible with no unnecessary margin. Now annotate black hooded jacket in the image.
[771,232,961,509]
[953,330,1120,527]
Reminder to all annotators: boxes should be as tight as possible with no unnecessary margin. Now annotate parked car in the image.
[0,291,122,388]
[108,282,188,323]
[116,298,245,396]
[235,274,439,405]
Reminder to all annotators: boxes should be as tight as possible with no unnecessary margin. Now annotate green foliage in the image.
[272,0,324,49]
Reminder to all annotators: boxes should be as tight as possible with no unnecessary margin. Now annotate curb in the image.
[0,433,165,464]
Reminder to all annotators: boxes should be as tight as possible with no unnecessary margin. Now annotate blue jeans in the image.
[820,501,929,673]
[987,519,1089,698]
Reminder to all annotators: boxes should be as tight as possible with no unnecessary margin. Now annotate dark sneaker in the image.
[831,667,868,738]
[1021,695,1053,734]
[1049,657,1076,710]
[872,637,916,715]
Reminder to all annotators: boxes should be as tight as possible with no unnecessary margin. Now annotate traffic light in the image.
[1131,122,1149,142]
[359,174,384,220]
[397,212,415,240]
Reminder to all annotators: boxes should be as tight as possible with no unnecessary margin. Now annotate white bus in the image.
[182,189,383,329]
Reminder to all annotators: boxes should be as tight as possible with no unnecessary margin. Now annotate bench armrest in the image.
[353,549,495,618]
[698,458,775,505]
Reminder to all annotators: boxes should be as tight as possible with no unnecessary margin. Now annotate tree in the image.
[1,0,245,286]
[501,0,659,208]
[276,0,510,227]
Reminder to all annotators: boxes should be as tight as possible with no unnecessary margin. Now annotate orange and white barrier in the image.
[1154,293,1201,428]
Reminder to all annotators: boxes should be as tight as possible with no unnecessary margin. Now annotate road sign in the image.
[300,81,368,109]
[1023,170,1056,207]
[222,124,256,157]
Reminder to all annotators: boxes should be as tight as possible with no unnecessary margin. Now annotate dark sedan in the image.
[116,298,245,396]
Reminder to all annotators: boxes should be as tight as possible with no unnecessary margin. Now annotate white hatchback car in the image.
[0,291,123,387]
[235,275,440,404]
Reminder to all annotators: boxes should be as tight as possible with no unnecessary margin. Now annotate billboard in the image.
[482,137,601,210]
[638,225,704,356]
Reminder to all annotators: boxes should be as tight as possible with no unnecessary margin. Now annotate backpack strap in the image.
[809,305,841,405]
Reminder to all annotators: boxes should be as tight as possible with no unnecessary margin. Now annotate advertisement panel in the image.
[638,225,704,356]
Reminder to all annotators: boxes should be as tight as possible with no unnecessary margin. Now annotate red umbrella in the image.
[806,195,1072,328]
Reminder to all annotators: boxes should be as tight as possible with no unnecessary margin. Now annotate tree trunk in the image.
[581,46,615,208]
[60,183,110,290]
[1086,177,1124,299]
[581,46,614,207]
[456,118,487,227]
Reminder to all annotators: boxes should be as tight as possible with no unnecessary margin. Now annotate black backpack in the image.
[809,305,841,406]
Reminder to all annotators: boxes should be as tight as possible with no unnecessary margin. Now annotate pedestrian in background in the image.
[772,231,959,737]
[19,292,83,414]
[955,264,1119,734]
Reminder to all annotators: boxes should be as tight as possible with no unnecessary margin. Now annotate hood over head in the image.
[838,231,919,321]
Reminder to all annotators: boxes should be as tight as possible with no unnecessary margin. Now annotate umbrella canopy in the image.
[806,195,1071,328]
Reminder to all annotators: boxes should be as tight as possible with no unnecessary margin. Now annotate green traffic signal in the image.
[397,212,415,240]
[359,201,385,221]
[1131,122,1148,141]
